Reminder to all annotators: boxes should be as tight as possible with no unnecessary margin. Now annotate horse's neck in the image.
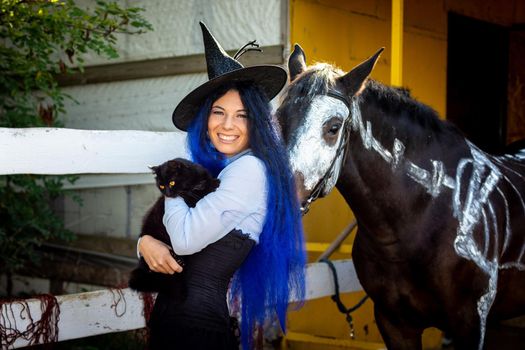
[337,87,525,273]
[336,95,468,240]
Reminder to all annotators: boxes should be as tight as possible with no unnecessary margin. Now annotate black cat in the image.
[128,158,220,295]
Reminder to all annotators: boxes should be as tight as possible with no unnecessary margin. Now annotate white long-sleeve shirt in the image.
[162,153,268,255]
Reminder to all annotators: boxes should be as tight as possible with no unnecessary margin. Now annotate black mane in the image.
[278,63,465,148]
[361,79,461,138]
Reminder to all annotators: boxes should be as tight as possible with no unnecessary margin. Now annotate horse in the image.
[276,44,525,349]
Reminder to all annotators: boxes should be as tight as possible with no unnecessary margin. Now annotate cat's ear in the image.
[149,165,158,173]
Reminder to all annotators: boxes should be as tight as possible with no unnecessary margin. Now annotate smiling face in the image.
[207,89,250,157]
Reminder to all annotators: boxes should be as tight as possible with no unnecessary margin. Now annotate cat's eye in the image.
[159,185,165,190]
[169,181,175,187]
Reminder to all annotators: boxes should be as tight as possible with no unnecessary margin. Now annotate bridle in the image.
[300,90,353,215]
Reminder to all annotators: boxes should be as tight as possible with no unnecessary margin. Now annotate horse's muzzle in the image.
[294,172,311,206]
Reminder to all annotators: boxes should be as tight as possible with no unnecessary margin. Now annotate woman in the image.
[138,22,306,349]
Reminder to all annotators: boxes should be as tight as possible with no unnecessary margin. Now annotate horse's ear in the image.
[338,47,384,96]
[288,44,307,82]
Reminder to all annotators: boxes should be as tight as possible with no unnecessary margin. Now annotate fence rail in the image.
[1,260,362,348]
[0,128,186,175]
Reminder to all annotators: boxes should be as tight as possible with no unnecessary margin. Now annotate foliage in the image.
[0,0,152,294]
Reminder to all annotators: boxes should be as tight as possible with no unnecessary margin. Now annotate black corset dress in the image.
[148,229,255,350]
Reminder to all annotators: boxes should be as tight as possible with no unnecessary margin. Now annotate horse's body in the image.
[277,45,525,349]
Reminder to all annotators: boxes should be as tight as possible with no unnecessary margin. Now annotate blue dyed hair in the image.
[186,96,226,177]
[186,83,306,349]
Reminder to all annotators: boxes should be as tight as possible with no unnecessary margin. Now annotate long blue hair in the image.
[186,82,306,349]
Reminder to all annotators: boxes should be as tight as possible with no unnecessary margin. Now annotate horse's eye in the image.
[328,123,341,135]
[159,185,165,190]
[323,117,344,145]
[169,181,175,187]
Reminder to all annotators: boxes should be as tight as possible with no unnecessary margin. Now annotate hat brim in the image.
[172,65,287,131]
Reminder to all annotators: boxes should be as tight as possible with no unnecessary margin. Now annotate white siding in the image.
[56,0,286,238]
[79,0,283,65]
[62,74,205,131]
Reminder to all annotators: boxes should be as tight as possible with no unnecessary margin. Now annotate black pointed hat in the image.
[172,22,287,131]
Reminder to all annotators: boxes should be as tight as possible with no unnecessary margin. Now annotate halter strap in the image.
[301,90,352,215]
[327,90,351,109]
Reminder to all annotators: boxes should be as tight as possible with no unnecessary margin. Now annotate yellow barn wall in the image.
[287,0,524,349]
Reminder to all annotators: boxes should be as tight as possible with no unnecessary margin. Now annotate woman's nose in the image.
[222,115,234,129]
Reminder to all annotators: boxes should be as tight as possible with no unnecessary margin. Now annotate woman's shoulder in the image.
[220,154,266,179]
[234,154,265,168]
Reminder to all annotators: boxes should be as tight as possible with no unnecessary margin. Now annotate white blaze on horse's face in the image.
[289,94,350,199]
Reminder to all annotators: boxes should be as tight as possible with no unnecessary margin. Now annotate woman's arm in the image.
[138,235,183,274]
[163,155,267,255]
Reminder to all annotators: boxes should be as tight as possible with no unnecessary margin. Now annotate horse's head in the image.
[277,45,383,212]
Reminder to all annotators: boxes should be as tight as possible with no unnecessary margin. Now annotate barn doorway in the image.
[447,12,508,153]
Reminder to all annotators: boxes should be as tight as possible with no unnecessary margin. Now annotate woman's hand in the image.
[139,235,183,274]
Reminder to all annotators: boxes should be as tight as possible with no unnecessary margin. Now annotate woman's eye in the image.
[169,181,175,187]
[237,114,248,119]
[212,110,224,116]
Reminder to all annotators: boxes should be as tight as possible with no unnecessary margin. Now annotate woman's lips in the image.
[217,133,239,143]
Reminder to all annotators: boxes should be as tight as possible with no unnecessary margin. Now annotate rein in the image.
[319,258,369,339]
[300,90,353,215]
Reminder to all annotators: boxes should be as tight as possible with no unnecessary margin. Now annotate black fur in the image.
[128,158,220,294]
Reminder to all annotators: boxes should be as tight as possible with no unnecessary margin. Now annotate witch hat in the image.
[172,22,287,131]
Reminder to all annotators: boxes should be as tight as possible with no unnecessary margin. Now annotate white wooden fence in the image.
[0,127,363,348]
